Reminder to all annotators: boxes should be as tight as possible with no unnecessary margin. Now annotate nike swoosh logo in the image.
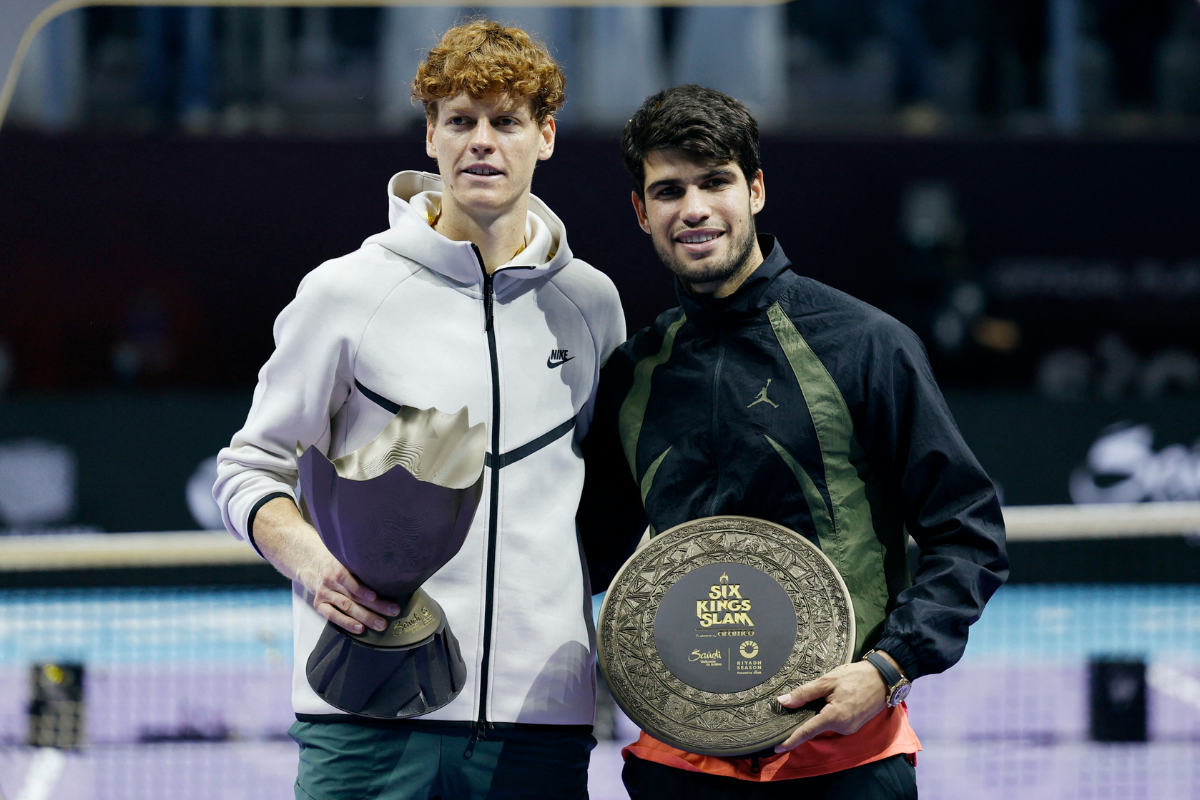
[547,356,575,368]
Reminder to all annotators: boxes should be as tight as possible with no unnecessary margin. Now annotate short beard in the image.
[654,220,758,293]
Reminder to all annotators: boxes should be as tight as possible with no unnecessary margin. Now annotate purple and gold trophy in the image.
[297,405,486,719]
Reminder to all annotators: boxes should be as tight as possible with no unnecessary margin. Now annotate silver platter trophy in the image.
[597,516,855,757]
[297,405,486,719]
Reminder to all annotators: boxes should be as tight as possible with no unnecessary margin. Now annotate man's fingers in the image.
[778,678,828,708]
[341,597,388,632]
[360,595,402,618]
[314,559,367,601]
[310,560,396,629]
[329,571,399,618]
[317,602,366,634]
[332,575,398,618]
[317,590,389,632]
[775,704,837,752]
[325,567,367,599]
[343,574,375,603]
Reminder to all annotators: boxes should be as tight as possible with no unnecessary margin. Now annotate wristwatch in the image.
[863,649,912,707]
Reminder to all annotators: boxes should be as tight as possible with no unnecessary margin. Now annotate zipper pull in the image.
[472,720,493,744]
[465,729,479,757]
[484,271,494,332]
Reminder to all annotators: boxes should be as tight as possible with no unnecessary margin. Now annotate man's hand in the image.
[253,496,400,635]
[773,660,888,753]
[296,546,400,635]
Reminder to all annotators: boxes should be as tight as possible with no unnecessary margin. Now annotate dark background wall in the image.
[2,131,1198,537]
[2,132,1198,390]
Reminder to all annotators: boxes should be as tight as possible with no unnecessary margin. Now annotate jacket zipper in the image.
[475,244,500,739]
[708,328,726,516]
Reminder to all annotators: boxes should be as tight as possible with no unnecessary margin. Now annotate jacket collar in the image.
[676,235,791,327]
[363,171,573,297]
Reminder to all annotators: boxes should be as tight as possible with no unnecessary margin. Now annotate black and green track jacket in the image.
[579,236,1008,681]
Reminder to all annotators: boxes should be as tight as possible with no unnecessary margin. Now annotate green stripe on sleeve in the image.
[766,302,889,655]
[618,314,687,480]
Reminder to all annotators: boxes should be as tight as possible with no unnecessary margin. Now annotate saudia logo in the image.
[696,571,754,628]
[1069,424,1200,504]
[689,649,722,662]
[392,604,434,635]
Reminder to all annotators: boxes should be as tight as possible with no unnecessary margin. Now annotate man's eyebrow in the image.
[645,177,682,193]
[443,104,525,118]
[646,167,737,193]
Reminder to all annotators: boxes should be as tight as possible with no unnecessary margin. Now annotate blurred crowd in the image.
[8,0,1200,137]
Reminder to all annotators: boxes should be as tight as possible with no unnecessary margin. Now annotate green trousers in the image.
[291,720,595,800]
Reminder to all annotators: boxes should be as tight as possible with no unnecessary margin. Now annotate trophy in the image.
[296,405,486,719]
[597,516,855,756]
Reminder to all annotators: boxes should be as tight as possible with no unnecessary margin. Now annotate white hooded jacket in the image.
[214,171,625,726]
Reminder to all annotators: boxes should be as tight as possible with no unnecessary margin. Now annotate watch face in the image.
[889,681,912,706]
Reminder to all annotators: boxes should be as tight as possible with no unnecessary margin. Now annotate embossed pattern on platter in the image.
[599,517,853,753]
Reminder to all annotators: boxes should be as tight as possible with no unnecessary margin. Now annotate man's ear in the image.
[538,116,556,161]
[631,191,651,234]
[749,169,766,215]
[425,117,437,160]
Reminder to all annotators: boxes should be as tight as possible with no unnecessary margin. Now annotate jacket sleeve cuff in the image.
[246,492,296,558]
[871,635,922,682]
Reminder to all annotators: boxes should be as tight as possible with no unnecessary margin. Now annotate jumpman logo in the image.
[747,379,778,409]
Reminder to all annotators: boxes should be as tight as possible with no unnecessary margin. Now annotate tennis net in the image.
[2,504,1199,800]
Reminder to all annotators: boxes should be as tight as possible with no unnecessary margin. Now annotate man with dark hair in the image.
[579,84,1008,798]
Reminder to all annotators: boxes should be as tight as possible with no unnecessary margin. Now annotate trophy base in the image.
[306,593,467,719]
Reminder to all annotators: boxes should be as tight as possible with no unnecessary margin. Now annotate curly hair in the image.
[411,18,566,124]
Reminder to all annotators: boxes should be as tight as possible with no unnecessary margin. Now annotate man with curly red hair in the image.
[215,19,624,799]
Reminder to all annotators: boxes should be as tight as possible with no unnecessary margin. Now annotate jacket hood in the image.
[364,171,574,294]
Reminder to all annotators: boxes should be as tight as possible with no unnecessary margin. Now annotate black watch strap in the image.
[863,650,904,690]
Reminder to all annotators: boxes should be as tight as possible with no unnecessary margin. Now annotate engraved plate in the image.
[597,516,855,757]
